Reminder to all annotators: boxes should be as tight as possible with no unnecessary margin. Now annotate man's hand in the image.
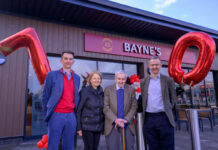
[77,130,82,136]
[115,118,128,128]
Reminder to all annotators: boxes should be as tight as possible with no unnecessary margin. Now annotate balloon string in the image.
[181,76,184,87]
[181,76,193,87]
[190,81,193,87]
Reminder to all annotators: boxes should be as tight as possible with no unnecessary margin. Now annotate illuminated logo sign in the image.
[102,38,112,52]
[0,54,6,65]
[123,42,161,56]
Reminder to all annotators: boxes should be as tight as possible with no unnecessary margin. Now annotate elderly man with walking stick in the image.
[103,70,137,150]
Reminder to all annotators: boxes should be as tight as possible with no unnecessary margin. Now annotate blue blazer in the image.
[42,70,80,122]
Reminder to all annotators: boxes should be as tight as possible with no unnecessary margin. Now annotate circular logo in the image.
[102,38,112,52]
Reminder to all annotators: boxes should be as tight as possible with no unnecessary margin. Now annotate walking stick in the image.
[115,125,126,150]
[122,127,125,150]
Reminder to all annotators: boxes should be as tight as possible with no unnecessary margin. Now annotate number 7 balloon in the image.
[0,27,51,85]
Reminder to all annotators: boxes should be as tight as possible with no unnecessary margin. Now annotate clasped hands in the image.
[115,118,127,128]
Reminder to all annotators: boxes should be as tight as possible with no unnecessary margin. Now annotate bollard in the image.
[136,113,146,150]
[186,109,201,150]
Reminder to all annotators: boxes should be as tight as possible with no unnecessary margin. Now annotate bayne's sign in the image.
[85,33,196,64]
[123,42,161,56]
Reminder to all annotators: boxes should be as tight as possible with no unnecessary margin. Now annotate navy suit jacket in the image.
[42,70,80,122]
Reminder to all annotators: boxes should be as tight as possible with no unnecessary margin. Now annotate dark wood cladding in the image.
[0,13,209,138]
[0,14,29,138]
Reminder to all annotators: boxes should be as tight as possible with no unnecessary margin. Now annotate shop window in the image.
[160,67,169,76]
[176,69,193,107]
[27,61,47,137]
[124,64,137,77]
[192,71,216,106]
[190,80,204,106]
[99,61,122,73]
[155,67,215,108]
[101,78,115,89]
[205,72,216,106]
[185,71,215,107]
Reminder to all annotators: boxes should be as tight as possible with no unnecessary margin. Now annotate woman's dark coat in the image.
[76,85,104,132]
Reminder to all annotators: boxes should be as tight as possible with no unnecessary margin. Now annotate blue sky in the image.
[109,0,218,31]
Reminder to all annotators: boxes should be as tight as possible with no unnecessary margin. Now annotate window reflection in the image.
[73,59,97,89]
[124,64,137,77]
[27,61,47,136]
[177,69,215,107]
[99,61,122,73]
[101,79,116,89]
[160,67,169,76]
[191,81,205,106]
[204,72,215,106]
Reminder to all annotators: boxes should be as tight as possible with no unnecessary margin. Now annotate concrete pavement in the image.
[1,124,218,150]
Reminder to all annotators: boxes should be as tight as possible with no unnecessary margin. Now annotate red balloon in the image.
[0,27,51,85]
[37,141,44,149]
[129,74,140,84]
[41,134,48,144]
[168,32,215,86]
[45,143,48,150]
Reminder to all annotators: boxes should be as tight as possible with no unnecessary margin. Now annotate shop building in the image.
[0,0,218,139]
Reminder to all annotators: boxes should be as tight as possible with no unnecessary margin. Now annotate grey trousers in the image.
[105,127,135,150]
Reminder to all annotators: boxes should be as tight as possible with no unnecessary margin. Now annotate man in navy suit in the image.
[42,51,80,150]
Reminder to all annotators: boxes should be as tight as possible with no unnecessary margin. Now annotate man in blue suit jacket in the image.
[42,51,80,150]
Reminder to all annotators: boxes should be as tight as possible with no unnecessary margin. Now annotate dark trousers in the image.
[143,112,174,150]
[82,130,101,150]
[105,127,135,150]
[48,112,76,150]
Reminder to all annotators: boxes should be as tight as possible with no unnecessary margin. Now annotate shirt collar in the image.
[116,84,124,90]
[60,68,73,75]
[150,73,160,79]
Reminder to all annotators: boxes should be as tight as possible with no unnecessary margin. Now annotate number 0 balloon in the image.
[168,32,216,87]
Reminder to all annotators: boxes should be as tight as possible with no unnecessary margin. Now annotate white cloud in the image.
[154,0,164,2]
[163,0,176,7]
[154,0,176,14]
[182,14,188,18]
[154,4,161,9]
[155,10,164,14]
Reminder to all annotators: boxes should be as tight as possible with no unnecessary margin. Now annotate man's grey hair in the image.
[149,56,160,61]
[115,70,127,77]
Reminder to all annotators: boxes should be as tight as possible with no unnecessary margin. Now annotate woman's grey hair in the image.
[115,70,127,77]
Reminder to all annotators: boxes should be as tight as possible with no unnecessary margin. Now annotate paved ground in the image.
[0,123,218,150]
